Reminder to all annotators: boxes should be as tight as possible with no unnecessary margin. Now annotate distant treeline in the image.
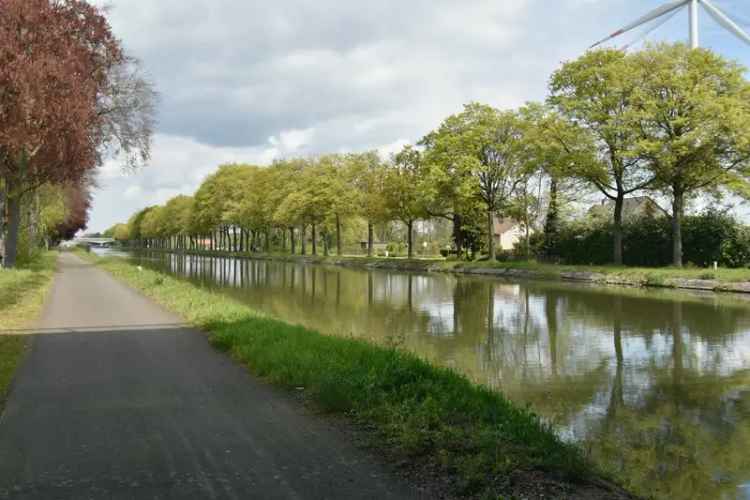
[109,43,750,268]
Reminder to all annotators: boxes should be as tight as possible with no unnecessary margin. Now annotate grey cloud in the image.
[94,0,720,231]
[101,0,635,148]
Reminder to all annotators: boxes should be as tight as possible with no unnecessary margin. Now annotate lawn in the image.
[0,252,57,409]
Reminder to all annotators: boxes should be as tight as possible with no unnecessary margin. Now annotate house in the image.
[359,240,388,253]
[494,217,527,251]
[588,196,668,221]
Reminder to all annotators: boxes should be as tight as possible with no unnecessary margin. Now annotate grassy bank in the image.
[0,252,57,408]
[87,252,629,498]
[454,259,750,283]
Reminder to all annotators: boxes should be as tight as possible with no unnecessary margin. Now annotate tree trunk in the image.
[543,178,559,261]
[336,214,342,256]
[672,190,684,267]
[323,232,329,257]
[0,185,5,262]
[301,226,307,255]
[613,193,624,265]
[453,214,464,258]
[311,224,317,255]
[367,222,373,257]
[290,227,296,255]
[3,184,21,269]
[407,220,414,259]
[487,209,496,261]
[265,230,270,253]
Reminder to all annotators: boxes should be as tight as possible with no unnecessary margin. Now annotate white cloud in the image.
[86,0,750,231]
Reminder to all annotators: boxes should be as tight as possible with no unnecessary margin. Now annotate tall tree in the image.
[385,146,428,259]
[420,124,479,259]
[317,154,357,256]
[348,152,389,257]
[628,44,750,267]
[549,49,654,265]
[421,103,527,261]
[518,102,596,261]
[0,0,155,267]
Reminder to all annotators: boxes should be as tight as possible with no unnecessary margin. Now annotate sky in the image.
[87,0,750,232]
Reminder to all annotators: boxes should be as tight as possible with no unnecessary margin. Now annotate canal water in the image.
[127,251,750,499]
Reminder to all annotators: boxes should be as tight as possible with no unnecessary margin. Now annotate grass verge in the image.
[87,252,628,498]
[453,259,750,283]
[0,252,57,409]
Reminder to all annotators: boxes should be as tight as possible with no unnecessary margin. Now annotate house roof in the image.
[588,196,668,220]
[493,217,519,236]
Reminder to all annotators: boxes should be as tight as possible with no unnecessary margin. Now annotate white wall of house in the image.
[497,225,525,251]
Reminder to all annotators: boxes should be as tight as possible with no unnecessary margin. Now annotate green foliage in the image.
[126,206,155,241]
[548,211,750,268]
[420,103,530,259]
[630,44,750,198]
[109,43,750,269]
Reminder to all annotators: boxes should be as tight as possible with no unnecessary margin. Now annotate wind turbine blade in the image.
[622,6,683,50]
[590,0,690,49]
[700,0,750,46]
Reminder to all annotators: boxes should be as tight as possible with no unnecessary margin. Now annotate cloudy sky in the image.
[88,0,750,232]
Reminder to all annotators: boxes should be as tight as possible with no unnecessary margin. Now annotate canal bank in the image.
[81,251,634,499]
[117,247,750,294]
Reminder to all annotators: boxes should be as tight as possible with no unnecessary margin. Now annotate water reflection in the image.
[134,252,750,500]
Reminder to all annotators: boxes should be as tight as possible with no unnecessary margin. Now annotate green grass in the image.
[0,336,28,408]
[0,252,57,330]
[0,252,57,410]
[88,253,623,498]
[451,259,750,284]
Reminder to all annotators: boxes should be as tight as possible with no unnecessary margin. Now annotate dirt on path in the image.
[0,253,426,499]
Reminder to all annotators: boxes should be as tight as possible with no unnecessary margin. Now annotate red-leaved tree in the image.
[0,0,123,267]
[53,180,93,242]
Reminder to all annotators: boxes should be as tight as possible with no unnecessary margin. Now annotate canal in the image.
[127,251,750,499]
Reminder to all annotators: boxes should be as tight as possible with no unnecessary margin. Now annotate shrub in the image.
[544,209,750,268]
[720,226,750,268]
[682,210,737,267]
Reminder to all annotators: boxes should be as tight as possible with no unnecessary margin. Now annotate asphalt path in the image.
[0,253,422,499]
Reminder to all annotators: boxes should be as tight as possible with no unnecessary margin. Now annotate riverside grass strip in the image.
[0,252,58,331]
[88,253,629,498]
[0,252,57,409]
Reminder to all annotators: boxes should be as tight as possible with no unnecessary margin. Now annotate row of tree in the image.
[113,43,750,267]
[0,0,155,268]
